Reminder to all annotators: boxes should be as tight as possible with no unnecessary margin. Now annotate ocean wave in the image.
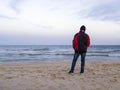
[87,54,109,57]
[87,53,120,57]
[3,48,50,52]
[19,53,43,56]
[108,54,120,57]
[0,45,120,62]
[33,48,50,51]
[112,50,120,52]
[88,51,110,53]
[88,49,120,53]
[55,53,73,56]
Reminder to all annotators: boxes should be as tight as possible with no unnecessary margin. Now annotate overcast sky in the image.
[0,0,120,45]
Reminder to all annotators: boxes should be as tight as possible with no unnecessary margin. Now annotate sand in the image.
[0,61,120,90]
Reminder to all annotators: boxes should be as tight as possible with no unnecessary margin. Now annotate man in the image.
[68,25,90,74]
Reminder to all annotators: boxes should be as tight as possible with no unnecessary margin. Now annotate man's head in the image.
[80,25,86,32]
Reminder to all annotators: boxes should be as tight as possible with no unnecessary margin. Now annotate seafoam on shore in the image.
[0,45,120,62]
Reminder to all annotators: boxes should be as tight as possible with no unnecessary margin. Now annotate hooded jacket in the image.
[73,31,90,53]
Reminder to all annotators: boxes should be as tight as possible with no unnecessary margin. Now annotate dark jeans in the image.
[70,52,86,73]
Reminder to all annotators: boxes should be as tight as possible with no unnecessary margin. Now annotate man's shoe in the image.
[80,71,84,75]
[80,70,84,73]
[68,70,74,74]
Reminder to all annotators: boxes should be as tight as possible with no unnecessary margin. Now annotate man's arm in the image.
[86,35,90,47]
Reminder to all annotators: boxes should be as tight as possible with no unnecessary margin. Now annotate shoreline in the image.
[0,59,120,63]
[0,61,120,90]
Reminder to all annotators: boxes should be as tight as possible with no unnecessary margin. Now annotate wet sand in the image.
[0,61,120,90]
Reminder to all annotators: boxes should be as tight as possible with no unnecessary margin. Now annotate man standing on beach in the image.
[68,25,90,74]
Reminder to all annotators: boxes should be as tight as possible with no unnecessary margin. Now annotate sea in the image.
[0,45,120,62]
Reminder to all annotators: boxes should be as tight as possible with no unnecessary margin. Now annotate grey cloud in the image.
[8,0,24,14]
[0,15,16,20]
[79,0,120,21]
[34,24,53,30]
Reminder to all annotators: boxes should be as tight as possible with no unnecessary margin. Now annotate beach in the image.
[0,61,120,90]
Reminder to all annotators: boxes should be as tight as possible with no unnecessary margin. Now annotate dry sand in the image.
[0,61,120,90]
